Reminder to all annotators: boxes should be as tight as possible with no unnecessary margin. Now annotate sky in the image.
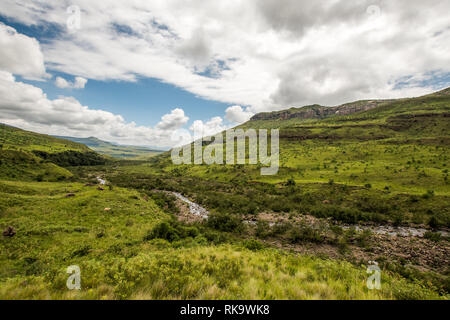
[0,0,449,148]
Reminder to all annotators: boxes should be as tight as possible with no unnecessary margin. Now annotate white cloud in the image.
[156,108,189,130]
[0,0,449,135]
[55,76,87,89]
[0,0,445,112]
[189,116,228,138]
[0,22,46,79]
[225,105,254,124]
[0,71,191,148]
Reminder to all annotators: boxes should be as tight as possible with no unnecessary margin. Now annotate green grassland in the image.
[0,181,443,299]
[54,136,163,159]
[1,124,90,153]
[0,124,106,181]
[111,90,449,228]
[138,88,450,207]
[0,89,449,299]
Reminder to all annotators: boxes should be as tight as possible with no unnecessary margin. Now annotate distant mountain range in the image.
[53,136,164,159]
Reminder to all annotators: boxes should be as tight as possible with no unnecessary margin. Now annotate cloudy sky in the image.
[0,0,449,148]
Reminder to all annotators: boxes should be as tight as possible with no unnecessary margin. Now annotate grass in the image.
[0,124,90,153]
[0,150,74,181]
[0,89,449,300]
[0,124,106,181]
[0,180,445,300]
[53,136,163,159]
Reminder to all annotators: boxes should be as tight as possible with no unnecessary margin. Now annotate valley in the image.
[0,88,449,299]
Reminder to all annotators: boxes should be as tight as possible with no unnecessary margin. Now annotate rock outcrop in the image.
[250,100,393,122]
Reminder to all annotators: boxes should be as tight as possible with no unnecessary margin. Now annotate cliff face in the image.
[250,100,393,122]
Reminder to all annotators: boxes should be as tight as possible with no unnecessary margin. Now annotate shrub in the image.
[32,150,106,167]
[149,192,179,214]
[422,190,435,199]
[424,231,441,242]
[286,177,296,186]
[144,220,199,242]
[287,224,323,244]
[428,216,441,229]
[255,221,271,239]
[206,212,243,233]
[243,239,264,251]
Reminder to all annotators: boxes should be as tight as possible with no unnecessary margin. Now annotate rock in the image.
[65,193,76,198]
[3,226,16,237]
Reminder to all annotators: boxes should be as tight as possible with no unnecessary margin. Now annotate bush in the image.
[144,220,199,242]
[32,150,106,167]
[255,221,271,239]
[243,239,264,251]
[149,192,179,215]
[206,212,243,233]
[424,231,441,242]
[287,224,323,244]
[428,216,441,229]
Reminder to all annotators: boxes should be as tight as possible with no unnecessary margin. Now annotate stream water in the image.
[169,191,448,238]
[171,192,209,219]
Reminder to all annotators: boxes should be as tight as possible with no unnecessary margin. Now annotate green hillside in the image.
[102,88,449,296]
[0,89,449,300]
[54,136,163,159]
[0,180,442,299]
[1,124,90,153]
[0,124,105,181]
[147,87,450,197]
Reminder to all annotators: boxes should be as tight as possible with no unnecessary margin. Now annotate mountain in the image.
[54,136,163,159]
[248,87,450,125]
[250,100,394,122]
[152,86,450,217]
[241,87,450,132]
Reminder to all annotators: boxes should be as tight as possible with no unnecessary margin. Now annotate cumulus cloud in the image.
[156,108,189,130]
[225,105,254,124]
[0,71,191,148]
[0,0,446,112]
[0,22,46,79]
[189,116,228,138]
[0,0,449,133]
[55,76,87,89]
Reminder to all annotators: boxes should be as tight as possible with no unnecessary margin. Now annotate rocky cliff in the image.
[250,100,393,121]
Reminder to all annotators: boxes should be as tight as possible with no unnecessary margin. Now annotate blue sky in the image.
[0,1,449,147]
[23,72,229,128]
[1,14,230,128]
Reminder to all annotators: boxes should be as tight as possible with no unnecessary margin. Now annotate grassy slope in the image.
[54,136,163,159]
[241,88,450,191]
[0,125,104,181]
[0,90,449,300]
[1,124,90,153]
[110,90,449,228]
[148,89,450,196]
[0,181,441,299]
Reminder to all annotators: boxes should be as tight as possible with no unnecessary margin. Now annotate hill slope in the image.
[1,124,90,153]
[54,136,163,159]
[0,125,105,181]
[141,87,450,225]
[0,90,448,300]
